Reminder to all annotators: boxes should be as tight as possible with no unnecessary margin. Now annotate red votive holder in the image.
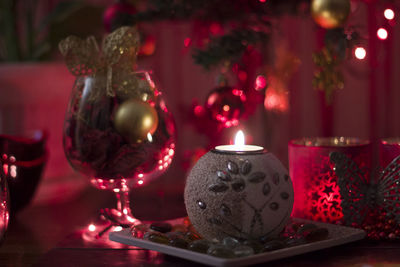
[380,138,400,168]
[288,137,372,224]
[0,130,48,215]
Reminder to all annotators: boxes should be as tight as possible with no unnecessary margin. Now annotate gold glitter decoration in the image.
[312,46,344,103]
[59,26,150,99]
[59,36,100,76]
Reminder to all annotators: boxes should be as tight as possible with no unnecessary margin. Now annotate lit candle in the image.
[214,130,264,153]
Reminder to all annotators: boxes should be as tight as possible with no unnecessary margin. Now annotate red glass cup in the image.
[0,130,47,215]
[288,137,371,223]
[380,138,400,168]
[0,164,9,245]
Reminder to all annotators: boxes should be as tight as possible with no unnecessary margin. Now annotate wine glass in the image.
[63,71,176,238]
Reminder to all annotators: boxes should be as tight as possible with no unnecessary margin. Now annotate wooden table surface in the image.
[2,186,400,267]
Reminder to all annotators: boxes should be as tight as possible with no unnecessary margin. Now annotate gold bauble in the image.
[114,99,158,143]
[311,0,350,29]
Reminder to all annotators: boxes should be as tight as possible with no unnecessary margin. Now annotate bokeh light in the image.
[377,28,388,40]
[355,47,366,60]
[384,9,395,20]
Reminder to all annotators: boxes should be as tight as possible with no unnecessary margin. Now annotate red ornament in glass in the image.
[205,86,246,128]
[288,137,372,224]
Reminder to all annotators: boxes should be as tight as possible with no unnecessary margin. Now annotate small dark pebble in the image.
[291,222,302,232]
[285,236,307,247]
[262,240,285,252]
[242,239,264,253]
[297,223,318,234]
[207,245,236,258]
[259,233,281,244]
[304,228,329,242]
[169,237,189,249]
[166,231,185,239]
[186,231,202,241]
[144,232,169,244]
[222,236,240,248]
[188,239,211,253]
[150,222,172,233]
[233,245,254,257]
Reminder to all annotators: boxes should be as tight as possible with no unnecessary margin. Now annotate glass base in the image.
[82,208,141,244]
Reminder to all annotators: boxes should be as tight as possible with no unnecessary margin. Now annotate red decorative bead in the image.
[389,233,397,239]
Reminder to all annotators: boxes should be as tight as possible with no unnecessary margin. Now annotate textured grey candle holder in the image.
[184,149,294,241]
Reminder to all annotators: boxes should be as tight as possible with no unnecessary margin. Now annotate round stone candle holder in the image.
[184,147,294,241]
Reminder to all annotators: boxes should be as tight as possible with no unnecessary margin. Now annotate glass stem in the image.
[116,188,132,218]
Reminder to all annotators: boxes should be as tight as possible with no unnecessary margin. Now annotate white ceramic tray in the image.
[109,218,365,267]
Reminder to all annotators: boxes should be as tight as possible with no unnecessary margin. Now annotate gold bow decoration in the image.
[59,27,144,97]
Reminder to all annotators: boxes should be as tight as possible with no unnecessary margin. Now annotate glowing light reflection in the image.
[355,47,367,60]
[255,75,267,90]
[377,28,388,40]
[10,165,16,178]
[88,224,96,232]
[384,9,395,20]
[147,133,153,142]
[114,226,123,232]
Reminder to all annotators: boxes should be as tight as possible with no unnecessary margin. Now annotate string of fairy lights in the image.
[355,7,396,60]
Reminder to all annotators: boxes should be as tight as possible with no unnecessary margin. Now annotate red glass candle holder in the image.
[380,138,400,168]
[0,130,47,215]
[288,137,372,224]
[0,163,9,245]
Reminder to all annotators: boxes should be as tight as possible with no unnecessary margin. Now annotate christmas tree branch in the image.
[192,29,268,70]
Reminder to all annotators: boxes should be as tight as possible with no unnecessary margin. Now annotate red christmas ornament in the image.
[205,86,246,128]
[103,1,136,32]
[138,35,156,56]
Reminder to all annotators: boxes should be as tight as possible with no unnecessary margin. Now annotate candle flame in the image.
[234,130,245,147]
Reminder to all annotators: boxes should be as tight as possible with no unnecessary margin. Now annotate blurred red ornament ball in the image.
[205,86,246,128]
